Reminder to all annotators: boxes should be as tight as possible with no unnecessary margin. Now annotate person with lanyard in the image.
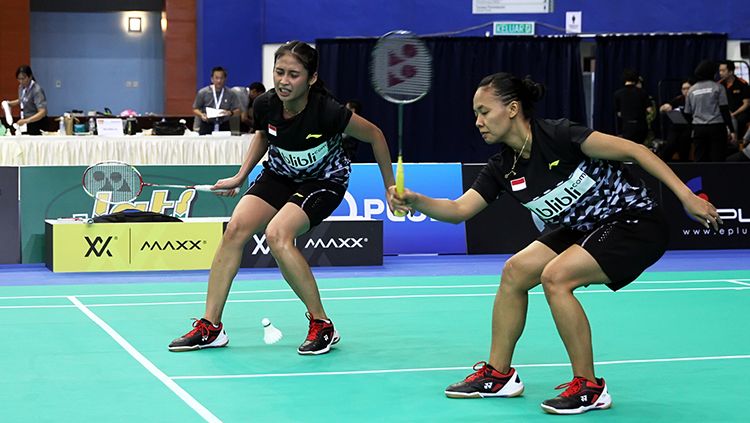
[390,72,721,414]
[192,66,241,135]
[169,41,399,355]
[1,65,47,135]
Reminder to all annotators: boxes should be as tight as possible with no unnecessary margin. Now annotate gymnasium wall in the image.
[30,11,165,116]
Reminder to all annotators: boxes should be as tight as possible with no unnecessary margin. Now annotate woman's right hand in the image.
[212,176,243,197]
[388,185,417,214]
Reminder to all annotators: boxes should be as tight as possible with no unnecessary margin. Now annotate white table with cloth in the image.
[0,134,253,165]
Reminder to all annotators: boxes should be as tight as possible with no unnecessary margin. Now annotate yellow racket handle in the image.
[394,156,406,217]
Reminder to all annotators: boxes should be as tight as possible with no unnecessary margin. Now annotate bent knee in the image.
[500,255,542,292]
[264,226,295,252]
[223,220,255,245]
[539,265,578,294]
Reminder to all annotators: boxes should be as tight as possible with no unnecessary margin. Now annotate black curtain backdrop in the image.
[593,33,727,136]
[316,36,585,163]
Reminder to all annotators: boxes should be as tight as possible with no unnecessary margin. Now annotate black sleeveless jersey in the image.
[471,118,655,231]
[253,90,353,184]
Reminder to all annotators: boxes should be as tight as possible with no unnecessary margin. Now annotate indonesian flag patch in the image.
[510,177,527,191]
[268,124,277,136]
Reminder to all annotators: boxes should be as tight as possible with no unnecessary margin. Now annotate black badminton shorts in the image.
[245,170,347,227]
[537,206,669,291]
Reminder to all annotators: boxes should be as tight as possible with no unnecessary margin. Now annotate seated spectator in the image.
[192,66,241,135]
[726,130,750,161]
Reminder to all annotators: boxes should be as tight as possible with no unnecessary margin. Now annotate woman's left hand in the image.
[683,193,722,230]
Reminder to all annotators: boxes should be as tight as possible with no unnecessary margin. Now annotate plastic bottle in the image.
[88,117,97,135]
[59,117,65,135]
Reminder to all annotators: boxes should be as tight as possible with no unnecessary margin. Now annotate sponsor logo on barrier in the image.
[339,191,438,223]
[251,234,273,255]
[140,240,204,251]
[250,234,370,255]
[303,237,368,249]
[93,189,197,219]
[681,177,749,237]
[84,236,114,257]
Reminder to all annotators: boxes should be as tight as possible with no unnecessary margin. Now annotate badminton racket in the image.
[370,30,432,216]
[82,161,239,204]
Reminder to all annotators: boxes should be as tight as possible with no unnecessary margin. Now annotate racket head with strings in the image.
[370,30,433,105]
[82,161,241,205]
[82,161,144,204]
[370,30,432,215]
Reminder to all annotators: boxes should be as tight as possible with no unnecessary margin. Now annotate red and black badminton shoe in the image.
[168,318,228,352]
[444,361,525,398]
[297,312,340,355]
[541,376,612,414]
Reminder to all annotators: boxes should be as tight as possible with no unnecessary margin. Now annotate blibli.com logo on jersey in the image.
[524,167,595,220]
[278,143,329,169]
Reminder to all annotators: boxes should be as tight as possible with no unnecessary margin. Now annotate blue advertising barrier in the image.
[331,163,467,255]
[250,163,467,254]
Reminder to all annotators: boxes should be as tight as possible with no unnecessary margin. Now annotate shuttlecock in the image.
[262,318,283,345]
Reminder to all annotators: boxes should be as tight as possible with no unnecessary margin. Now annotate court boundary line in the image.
[67,296,222,423]
[1,278,748,301]
[169,354,750,380]
[0,285,746,310]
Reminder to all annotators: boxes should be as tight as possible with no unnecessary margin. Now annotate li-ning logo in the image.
[85,236,113,257]
[140,240,203,251]
[523,166,595,220]
[277,143,328,169]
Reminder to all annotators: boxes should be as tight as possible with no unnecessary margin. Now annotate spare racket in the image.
[82,161,239,204]
[370,30,432,216]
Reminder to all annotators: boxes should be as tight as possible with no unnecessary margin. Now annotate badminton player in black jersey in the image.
[169,41,399,355]
[391,73,722,414]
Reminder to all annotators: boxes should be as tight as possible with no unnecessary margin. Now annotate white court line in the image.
[0,286,747,310]
[170,354,750,380]
[67,296,222,423]
[1,278,748,300]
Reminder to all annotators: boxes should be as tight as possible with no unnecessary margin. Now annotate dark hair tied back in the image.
[274,40,331,97]
[521,76,545,103]
[478,72,545,117]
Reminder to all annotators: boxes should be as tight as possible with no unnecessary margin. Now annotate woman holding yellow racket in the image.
[391,72,721,414]
[169,41,398,355]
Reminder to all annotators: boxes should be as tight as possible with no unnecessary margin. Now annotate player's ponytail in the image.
[478,72,545,117]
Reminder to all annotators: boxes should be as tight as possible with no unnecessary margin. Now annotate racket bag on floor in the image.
[93,209,183,223]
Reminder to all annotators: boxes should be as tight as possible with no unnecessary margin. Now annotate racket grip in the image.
[394,157,406,217]
[193,185,241,195]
